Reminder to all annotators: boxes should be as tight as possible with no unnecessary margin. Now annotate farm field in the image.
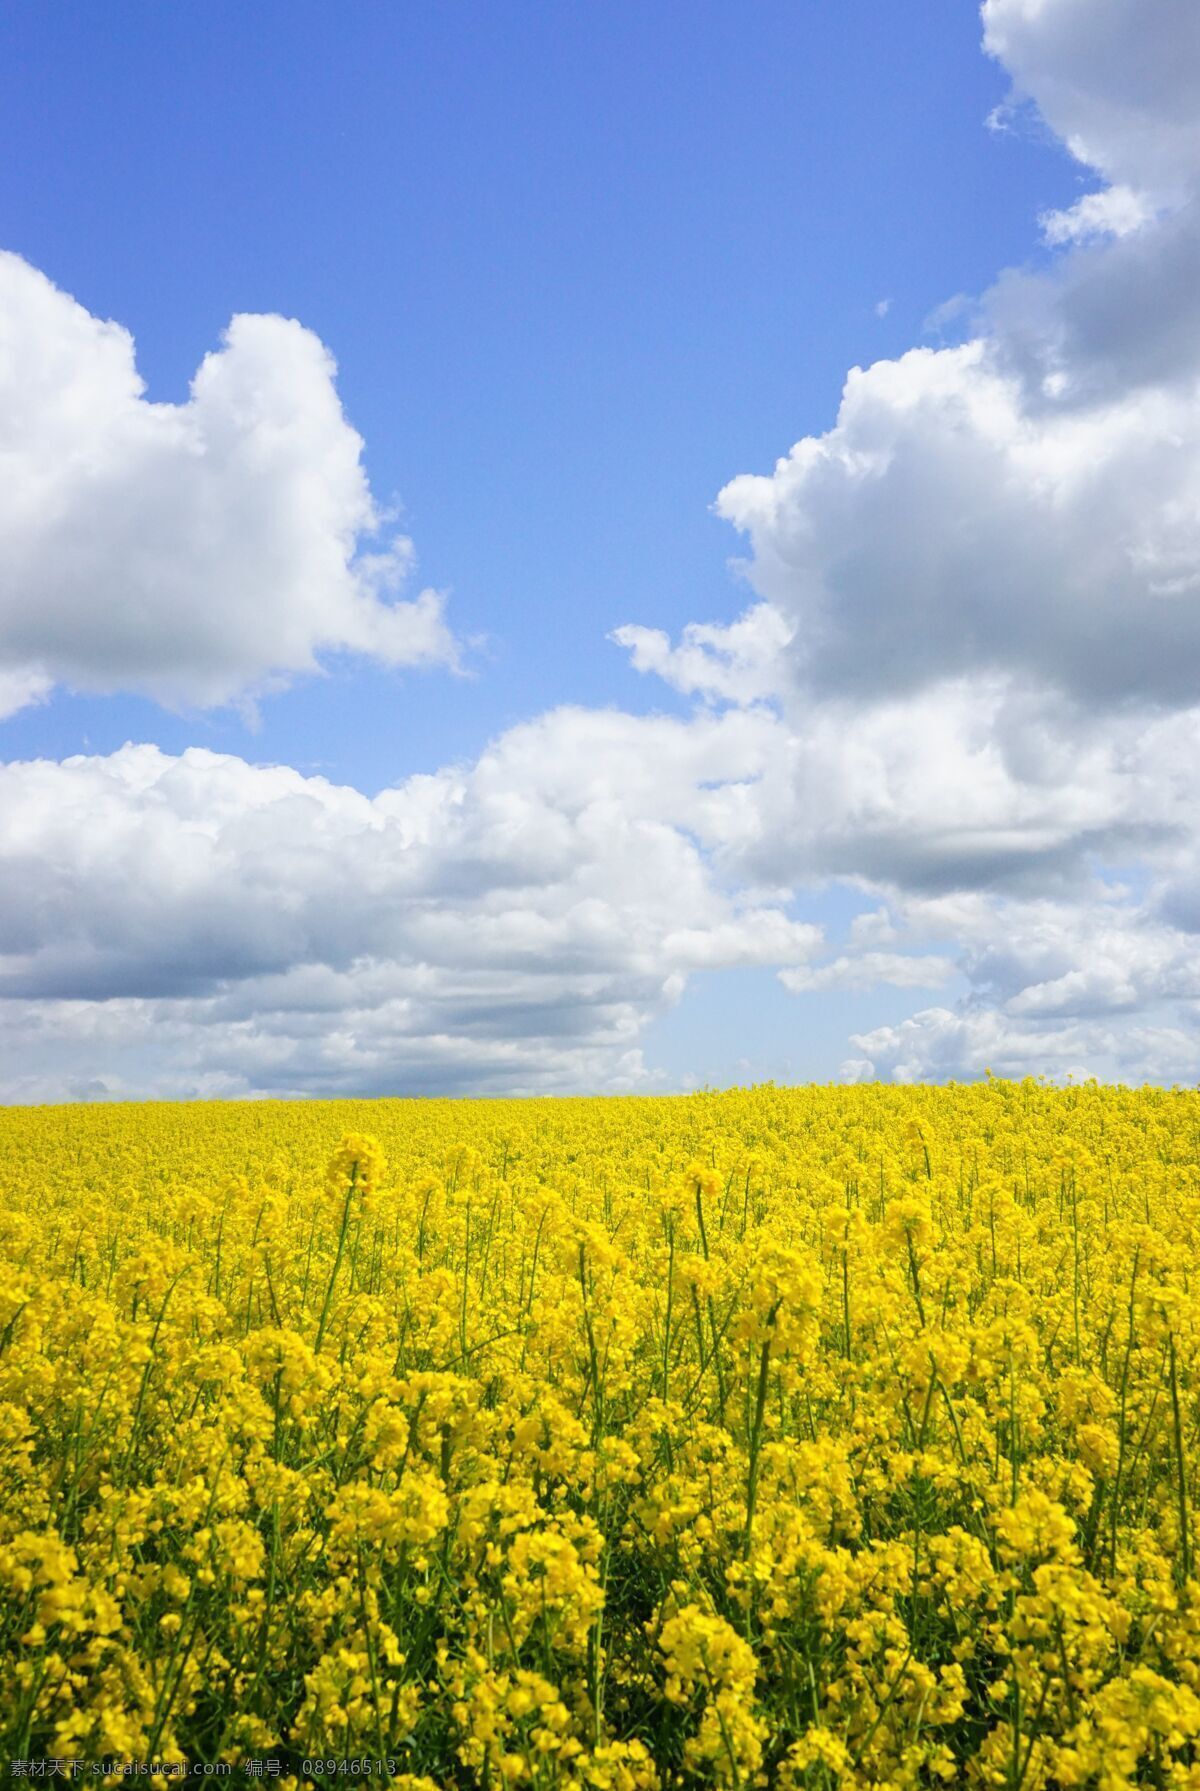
[1,1084,1199,1786]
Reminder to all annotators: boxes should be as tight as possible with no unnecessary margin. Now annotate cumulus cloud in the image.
[0,725,821,1098]
[0,666,51,721]
[846,1004,1200,1088]
[617,661,1196,900]
[0,253,458,713]
[706,0,1200,713]
[1039,185,1155,246]
[981,0,1200,201]
[780,953,955,996]
[610,605,795,706]
[715,337,1200,706]
[823,872,1200,1083]
[846,1007,1110,1086]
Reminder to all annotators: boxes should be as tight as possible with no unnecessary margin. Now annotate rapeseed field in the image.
[1,1082,1198,1786]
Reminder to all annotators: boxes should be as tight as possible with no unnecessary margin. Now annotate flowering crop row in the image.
[0,1082,1198,1786]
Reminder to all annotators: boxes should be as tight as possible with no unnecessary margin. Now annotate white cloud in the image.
[831,878,1200,1082]
[848,908,898,947]
[981,0,1200,201]
[847,1005,1115,1085]
[662,915,822,971]
[715,339,1200,707]
[0,666,51,720]
[847,1000,1200,1088]
[1039,184,1155,245]
[0,724,817,1098]
[780,953,955,995]
[611,604,794,706]
[0,253,459,714]
[616,660,1191,899]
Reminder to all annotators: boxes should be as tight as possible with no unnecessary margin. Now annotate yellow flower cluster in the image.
[0,1080,1198,1787]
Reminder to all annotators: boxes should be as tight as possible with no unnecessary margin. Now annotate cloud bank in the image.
[0,726,819,1100]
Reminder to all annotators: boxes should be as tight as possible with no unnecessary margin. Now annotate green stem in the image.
[1168,1330,1192,1588]
[314,1165,358,1353]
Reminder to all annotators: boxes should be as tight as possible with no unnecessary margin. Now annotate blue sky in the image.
[1,0,1198,1099]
